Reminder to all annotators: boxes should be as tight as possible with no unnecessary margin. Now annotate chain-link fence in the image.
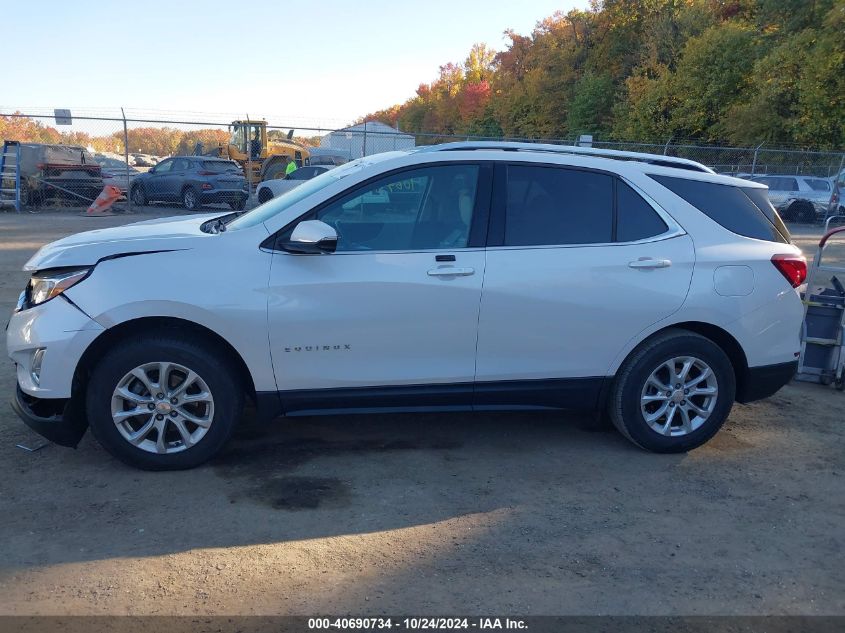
[2,109,844,214]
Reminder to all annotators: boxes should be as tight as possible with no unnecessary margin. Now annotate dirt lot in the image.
[0,211,843,616]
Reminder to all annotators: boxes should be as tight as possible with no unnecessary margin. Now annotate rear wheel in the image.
[86,335,243,470]
[229,198,246,211]
[609,330,735,453]
[20,183,36,213]
[182,187,201,211]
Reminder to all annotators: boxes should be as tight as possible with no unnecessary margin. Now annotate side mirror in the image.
[282,220,338,254]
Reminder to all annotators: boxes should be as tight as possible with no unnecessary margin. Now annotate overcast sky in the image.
[5,0,586,130]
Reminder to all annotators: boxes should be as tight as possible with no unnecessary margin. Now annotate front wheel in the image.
[86,334,243,470]
[609,330,735,453]
[257,188,273,204]
[130,185,146,206]
[796,202,815,223]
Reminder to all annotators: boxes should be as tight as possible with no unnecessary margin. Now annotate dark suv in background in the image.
[130,156,247,211]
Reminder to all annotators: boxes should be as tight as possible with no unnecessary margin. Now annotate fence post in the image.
[750,142,764,177]
[663,137,673,155]
[836,153,844,180]
[245,113,253,199]
[121,107,132,214]
[362,121,368,158]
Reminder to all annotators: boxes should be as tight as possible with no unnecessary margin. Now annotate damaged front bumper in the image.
[11,384,88,447]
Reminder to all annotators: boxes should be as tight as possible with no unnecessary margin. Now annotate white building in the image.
[320,121,415,159]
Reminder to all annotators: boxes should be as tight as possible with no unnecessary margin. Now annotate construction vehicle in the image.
[210,120,311,185]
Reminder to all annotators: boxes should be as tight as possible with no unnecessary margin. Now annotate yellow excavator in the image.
[212,120,310,185]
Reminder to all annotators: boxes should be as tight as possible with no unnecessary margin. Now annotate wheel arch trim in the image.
[74,315,261,407]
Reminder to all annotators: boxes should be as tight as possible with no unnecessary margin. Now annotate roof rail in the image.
[415,141,714,174]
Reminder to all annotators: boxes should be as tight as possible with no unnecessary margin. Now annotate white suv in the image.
[6,142,806,470]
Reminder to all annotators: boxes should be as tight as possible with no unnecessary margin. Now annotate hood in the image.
[24,214,222,271]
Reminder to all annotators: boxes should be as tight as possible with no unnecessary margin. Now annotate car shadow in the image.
[0,408,651,568]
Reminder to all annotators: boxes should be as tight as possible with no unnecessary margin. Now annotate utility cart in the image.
[797,225,845,389]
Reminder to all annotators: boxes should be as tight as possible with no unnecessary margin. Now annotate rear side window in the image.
[504,165,613,245]
[741,186,791,242]
[805,179,830,192]
[617,181,668,242]
[651,175,788,244]
[201,161,238,173]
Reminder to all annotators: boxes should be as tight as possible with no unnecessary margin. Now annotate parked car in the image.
[129,154,158,168]
[94,154,140,194]
[829,170,845,220]
[256,165,334,203]
[7,142,805,470]
[750,174,834,222]
[307,148,350,167]
[1,143,103,208]
[129,156,248,210]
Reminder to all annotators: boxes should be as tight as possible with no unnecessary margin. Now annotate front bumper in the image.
[7,296,104,398]
[11,384,87,447]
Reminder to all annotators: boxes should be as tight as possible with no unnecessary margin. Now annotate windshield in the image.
[226,158,365,230]
[229,125,246,152]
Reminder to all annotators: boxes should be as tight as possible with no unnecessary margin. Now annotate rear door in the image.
[474,163,695,406]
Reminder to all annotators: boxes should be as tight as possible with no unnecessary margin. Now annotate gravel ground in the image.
[0,211,843,616]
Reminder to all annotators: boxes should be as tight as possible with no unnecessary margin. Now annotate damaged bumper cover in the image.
[11,385,87,447]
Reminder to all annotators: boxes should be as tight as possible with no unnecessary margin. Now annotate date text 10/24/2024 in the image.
[308,618,528,630]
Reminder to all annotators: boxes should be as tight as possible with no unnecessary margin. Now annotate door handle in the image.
[427,267,475,277]
[628,258,672,269]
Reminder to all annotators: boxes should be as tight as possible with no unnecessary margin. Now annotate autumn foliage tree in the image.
[359,0,845,148]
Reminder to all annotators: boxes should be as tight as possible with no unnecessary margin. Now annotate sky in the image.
[4,0,586,131]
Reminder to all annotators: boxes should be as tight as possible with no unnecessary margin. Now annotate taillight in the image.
[831,190,839,205]
[201,183,213,190]
[771,254,807,288]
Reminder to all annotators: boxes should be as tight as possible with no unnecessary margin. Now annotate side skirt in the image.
[267,377,607,418]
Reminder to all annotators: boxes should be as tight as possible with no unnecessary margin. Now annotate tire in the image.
[86,334,243,470]
[609,329,736,453]
[229,198,246,211]
[19,183,36,213]
[783,202,800,222]
[257,188,273,204]
[182,187,201,211]
[130,184,146,206]
[797,202,815,223]
[262,162,287,181]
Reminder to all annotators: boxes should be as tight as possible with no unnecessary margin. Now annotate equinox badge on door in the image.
[284,344,352,352]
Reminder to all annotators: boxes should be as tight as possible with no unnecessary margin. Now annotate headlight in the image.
[26,267,91,308]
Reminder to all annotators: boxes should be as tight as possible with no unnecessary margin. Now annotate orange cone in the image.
[84,185,122,216]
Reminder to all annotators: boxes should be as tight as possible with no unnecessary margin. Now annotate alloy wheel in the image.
[640,356,719,437]
[111,361,214,454]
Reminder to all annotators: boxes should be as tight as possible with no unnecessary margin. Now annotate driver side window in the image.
[315,164,479,252]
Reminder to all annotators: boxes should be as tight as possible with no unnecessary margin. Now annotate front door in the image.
[474,163,695,404]
[267,162,491,402]
[164,158,189,201]
[144,158,173,201]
